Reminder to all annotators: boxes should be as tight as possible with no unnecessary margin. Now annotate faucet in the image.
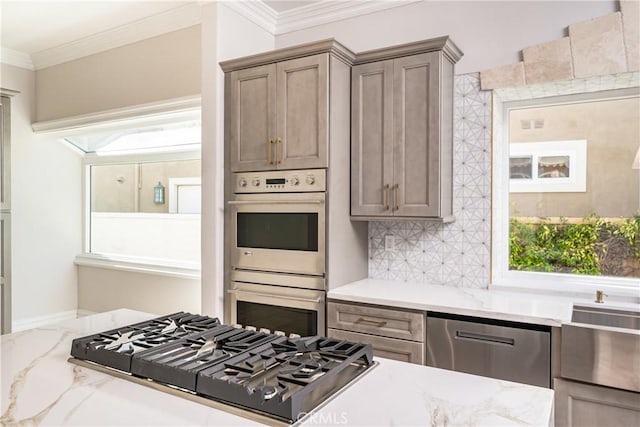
[594,290,607,304]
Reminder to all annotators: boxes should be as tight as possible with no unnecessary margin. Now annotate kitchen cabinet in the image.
[1,95,10,211]
[351,38,462,220]
[226,53,329,172]
[327,300,425,364]
[554,378,640,427]
[0,93,11,334]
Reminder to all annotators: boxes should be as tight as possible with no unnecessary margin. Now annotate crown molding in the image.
[222,0,278,34]
[275,0,421,35]
[32,95,201,134]
[31,2,203,70]
[0,48,35,70]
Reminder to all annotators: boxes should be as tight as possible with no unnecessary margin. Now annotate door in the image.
[229,192,325,276]
[276,54,328,170]
[351,60,394,216]
[1,212,10,334]
[393,52,441,217]
[228,280,325,337]
[228,64,277,172]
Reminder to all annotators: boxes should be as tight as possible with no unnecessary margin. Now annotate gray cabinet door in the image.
[554,378,640,427]
[228,64,277,172]
[393,52,441,217]
[351,60,394,216]
[1,96,9,211]
[276,54,328,170]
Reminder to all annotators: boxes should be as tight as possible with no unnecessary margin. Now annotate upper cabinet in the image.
[223,42,347,172]
[351,38,462,220]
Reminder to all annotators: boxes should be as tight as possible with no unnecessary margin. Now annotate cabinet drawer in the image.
[327,302,424,342]
[328,328,424,365]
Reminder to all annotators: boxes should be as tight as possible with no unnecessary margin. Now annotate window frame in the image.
[77,149,202,279]
[491,86,640,300]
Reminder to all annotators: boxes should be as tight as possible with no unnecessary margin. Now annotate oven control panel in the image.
[233,169,326,193]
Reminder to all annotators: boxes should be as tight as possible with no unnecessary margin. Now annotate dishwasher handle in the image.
[455,330,515,346]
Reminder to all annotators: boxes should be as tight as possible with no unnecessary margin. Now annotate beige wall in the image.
[36,25,201,121]
[91,159,200,213]
[510,97,640,218]
[78,266,200,315]
[275,1,616,75]
[1,64,82,327]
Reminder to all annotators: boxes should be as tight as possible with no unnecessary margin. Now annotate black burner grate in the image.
[70,312,221,372]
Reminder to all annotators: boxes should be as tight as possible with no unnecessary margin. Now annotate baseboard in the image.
[12,309,81,332]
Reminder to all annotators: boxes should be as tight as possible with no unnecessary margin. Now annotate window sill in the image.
[74,254,200,280]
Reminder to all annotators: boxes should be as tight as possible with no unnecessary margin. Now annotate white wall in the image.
[1,64,82,328]
[275,1,617,74]
[91,213,200,263]
[200,3,275,317]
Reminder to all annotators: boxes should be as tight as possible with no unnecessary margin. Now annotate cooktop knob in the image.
[290,176,300,186]
[252,178,260,187]
[306,175,315,185]
[238,178,247,188]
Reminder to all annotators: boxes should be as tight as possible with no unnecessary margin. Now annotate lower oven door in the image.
[228,281,325,337]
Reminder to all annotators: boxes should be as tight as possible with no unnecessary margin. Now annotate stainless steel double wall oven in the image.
[227,169,327,336]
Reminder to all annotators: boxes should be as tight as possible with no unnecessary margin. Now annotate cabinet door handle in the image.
[356,317,387,328]
[268,139,274,165]
[383,184,390,210]
[392,184,399,211]
[276,138,282,165]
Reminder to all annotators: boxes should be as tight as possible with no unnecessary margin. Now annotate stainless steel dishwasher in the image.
[426,312,551,388]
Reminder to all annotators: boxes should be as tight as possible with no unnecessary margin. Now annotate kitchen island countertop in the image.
[1,309,553,426]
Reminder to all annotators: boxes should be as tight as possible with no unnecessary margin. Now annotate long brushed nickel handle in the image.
[228,200,324,205]
[356,317,388,328]
[383,184,390,210]
[227,289,322,304]
[392,183,399,211]
[268,139,274,165]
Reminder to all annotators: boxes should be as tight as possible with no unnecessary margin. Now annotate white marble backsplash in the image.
[369,73,492,288]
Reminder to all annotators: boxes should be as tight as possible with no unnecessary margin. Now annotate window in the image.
[509,140,586,193]
[493,82,640,297]
[70,116,201,277]
[89,159,201,265]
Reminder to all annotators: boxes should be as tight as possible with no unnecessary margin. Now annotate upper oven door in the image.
[229,192,325,276]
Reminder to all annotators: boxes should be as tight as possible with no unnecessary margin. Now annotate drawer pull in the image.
[356,317,387,328]
[455,330,515,346]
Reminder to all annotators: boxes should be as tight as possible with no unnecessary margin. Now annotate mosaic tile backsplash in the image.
[369,73,492,288]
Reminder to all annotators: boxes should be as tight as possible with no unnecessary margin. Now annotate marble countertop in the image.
[0,309,554,426]
[328,279,582,326]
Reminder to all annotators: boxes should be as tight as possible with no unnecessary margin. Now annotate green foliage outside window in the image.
[509,215,640,277]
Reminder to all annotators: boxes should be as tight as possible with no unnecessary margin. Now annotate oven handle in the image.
[227,289,322,304]
[227,200,324,205]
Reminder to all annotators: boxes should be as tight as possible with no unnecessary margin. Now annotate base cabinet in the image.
[554,378,640,427]
[328,328,424,364]
[327,301,425,364]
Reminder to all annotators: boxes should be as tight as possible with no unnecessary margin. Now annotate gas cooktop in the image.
[69,312,374,424]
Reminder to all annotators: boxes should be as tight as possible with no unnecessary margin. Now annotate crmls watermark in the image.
[296,411,349,425]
